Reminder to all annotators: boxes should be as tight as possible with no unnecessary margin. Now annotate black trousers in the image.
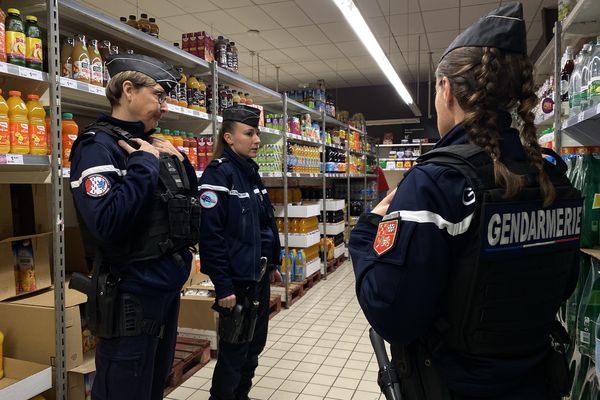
[210,276,270,400]
[91,290,180,400]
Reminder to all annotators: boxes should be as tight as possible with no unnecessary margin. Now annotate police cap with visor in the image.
[105,53,181,94]
[441,2,527,60]
[222,105,261,129]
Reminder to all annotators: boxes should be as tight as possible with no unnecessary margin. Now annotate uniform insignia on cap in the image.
[200,191,218,209]
[84,174,111,198]
[373,218,399,256]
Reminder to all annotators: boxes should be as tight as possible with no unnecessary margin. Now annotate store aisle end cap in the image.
[223,105,261,128]
[441,2,527,60]
[105,53,181,93]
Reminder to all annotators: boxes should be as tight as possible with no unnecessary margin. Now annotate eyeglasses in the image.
[153,89,168,104]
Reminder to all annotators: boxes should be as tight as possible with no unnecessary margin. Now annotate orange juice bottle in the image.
[173,130,184,152]
[26,94,47,155]
[61,113,78,167]
[0,90,9,154]
[298,218,309,234]
[8,91,29,154]
[162,128,173,144]
[44,106,52,155]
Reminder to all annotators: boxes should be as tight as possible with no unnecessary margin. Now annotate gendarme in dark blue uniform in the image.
[69,54,198,400]
[198,105,281,400]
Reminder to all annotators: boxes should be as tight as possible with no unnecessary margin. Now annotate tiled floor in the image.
[164,260,384,400]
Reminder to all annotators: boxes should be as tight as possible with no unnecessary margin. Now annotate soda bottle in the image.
[8,91,29,154]
[0,9,6,63]
[0,90,9,154]
[188,133,198,170]
[26,94,47,155]
[588,37,600,108]
[580,43,594,111]
[181,131,191,159]
[61,113,78,167]
[187,75,201,111]
[206,136,213,163]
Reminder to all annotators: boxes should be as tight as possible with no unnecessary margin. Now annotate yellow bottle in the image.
[8,90,29,154]
[0,330,4,379]
[187,75,202,111]
[0,90,9,154]
[26,94,47,155]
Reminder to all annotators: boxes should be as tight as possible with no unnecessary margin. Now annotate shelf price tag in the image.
[88,85,105,95]
[183,108,194,116]
[61,77,78,89]
[596,103,600,115]
[5,154,24,165]
[62,168,70,178]
[199,112,209,120]
[578,113,586,123]
[0,63,7,74]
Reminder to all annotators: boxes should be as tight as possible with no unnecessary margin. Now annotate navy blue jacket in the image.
[349,116,578,397]
[70,114,197,294]
[198,146,281,299]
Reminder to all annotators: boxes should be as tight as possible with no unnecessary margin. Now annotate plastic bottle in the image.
[153,127,162,140]
[126,15,138,29]
[26,94,47,155]
[580,43,594,111]
[173,130,184,152]
[162,128,173,144]
[8,91,29,154]
[561,46,575,117]
[0,9,6,63]
[206,136,213,163]
[187,74,201,111]
[177,68,188,108]
[24,15,42,70]
[215,36,227,69]
[226,87,233,108]
[88,39,103,87]
[0,90,8,154]
[588,38,600,108]
[182,131,191,159]
[138,13,151,34]
[98,40,112,87]
[72,34,90,83]
[233,90,241,105]
[231,41,238,72]
[197,137,206,170]
[61,113,78,167]
[197,78,207,112]
[149,17,159,38]
[60,37,74,78]
[5,8,25,66]
[188,133,198,170]
[570,50,584,117]
[119,17,127,23]
[44,106,51,155]
[245,92,253,105]
[226,39,233,71]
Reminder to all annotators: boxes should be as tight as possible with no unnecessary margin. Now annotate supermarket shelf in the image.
[260,127,284,137]
[561,104,600,145]
[380,157,418,161]
[582,248,600,260]
[348,125,366,135]
[326,143,346,150]
[217,66,282,103]
[324,115,348,128]
[286,98,321,118]
[534,112,555,128]
[166,104,212,121]
[274,203,321,218]
[383,168,410,172]
[287,132,322,145]
[535,37,556,78]
[377,143,434,148]
[334,243,346,259]
[0,154,50,169]
[56,0,210,71]
[279,231,320,248]
[306,257,321,276]
[325,173,348,178]
[259,171,283,178]
[349,149,367,156]
[286,172,323,178]
[366,174,377,178]
[0,358,52,400]
[0,62,48,83]
[320,199,346,211]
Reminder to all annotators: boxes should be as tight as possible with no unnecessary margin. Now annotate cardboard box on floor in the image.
[0,357,52,399]
[0,232,52,301]
[0,286,88,370]
[68,352,96,400]
[178,295,218,331]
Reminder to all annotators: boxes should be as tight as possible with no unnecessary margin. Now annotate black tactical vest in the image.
[417,144,582,357]
[73,122,201,266]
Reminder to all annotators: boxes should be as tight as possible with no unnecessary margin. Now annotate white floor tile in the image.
[187,390,211,400]
[269,390,299,400]
[326,386,355,400]
[249,386,276,400]
[167,386,196,400]
[280,379,308,393]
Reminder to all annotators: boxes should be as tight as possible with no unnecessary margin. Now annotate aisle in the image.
[165,260,383,400]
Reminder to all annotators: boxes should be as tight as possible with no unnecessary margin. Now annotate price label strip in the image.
[5,154,24,165]
[61,77,78,89]
[0,62,8,74]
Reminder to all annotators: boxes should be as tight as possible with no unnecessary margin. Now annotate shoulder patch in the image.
[84,174,111,198]
[373,218,400,256]
[200,190,219,208]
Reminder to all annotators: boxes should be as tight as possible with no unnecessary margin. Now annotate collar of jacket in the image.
[434,111,526,161]
[98,113,155,139]
[224,146,260,180]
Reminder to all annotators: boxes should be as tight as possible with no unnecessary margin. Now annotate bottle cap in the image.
[149,18,156,23]
[7,8,20,15]
[129,15,136,19]
[25,15,38,22]
[62,113,73,119]
[140,13,148,18]
[8,91,21,97]
[27,94,39,100]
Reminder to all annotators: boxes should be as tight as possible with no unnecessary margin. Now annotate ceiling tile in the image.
[259,29,303,48]
[227,33,275,51]
[293,72,319,81]
[423,8,460,32]
[287,26,331,46]
[80,0,137,19]
[420,0,459,11]
[280,63,310,74]
[460,4,497,29]
[136,0,186,17]
[389,13,425,36]
[259,1,313,27]
[168,0,219,13]
[209,0,254,8]
[323,58,355,71]
[527,21,543,43]
[257,49,294,65]
[300,60,333,73]
[320,21,358,43]
[350,56,378,69]
[156,22,183,43]
[281,46,317,62]
[338,70,368,80]
[355,0,384,17]
[389,35,424,53]
[427,30,459,50]
[310,44,345,59]
[368,17,394,38]
[336,41,370,57]
[225,6,281,31]
[294,0,344,24]
[162,14,206,33]
[194,10,249,35]
[459,0,498,6]
[523,1,542,22]
[376,0,420,15]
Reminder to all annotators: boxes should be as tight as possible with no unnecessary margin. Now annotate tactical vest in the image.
[73,122,201,266]
[391,144,582,399]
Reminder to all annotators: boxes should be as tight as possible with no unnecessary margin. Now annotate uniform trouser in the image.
[210,275,270,400]
[91,289,180,400]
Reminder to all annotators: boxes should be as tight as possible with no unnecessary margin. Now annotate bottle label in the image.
[581,86,589,102]
[590,77,600,100]
[29,123,47,149]
[91,61,103,84]
[73,57,90,81]
[103,61,110,85]
[0,22,6,62]
[0,121,9,147]
[6,31,26,62]
[10,122,29,147]
[178,83,187,103]
[62,61,73,78]
[187,87,199,106]
[25,37,43,65]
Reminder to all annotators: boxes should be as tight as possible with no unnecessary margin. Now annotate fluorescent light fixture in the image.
[366,118,421,126]
[332,0,422,117]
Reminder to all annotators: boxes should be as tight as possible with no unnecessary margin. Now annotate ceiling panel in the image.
[323,58,355,71]
[287,26,331,46]
[459,0,500,6]
[225,6,281,31]
[299,60,333,73]
[294,0,344,24]
[280,63,310,75]
[428,30,459,50]
[336,41,370,57]
[257,49,294,65]
[320,21,358,43]
[259,29,303,49]
[350,56,379,69]
[227,33,276,51]
[355,0,384,18]
[388,13,425,36]
[419,0,459,11]
[157,21,184,43]
[135,0,185,18]
[162,14,206,34]
[168,0,219,13]
[367,17,395,39]
[194,10,249,35]
[376,0,421,15]
[260,1,313,27]
[281,46,318,62]
[209,0,254,8]
[80,0,136,19]
[523,1,543,22]
[310,44,345,59]
[460,4,497,29]
[423,8,460,32]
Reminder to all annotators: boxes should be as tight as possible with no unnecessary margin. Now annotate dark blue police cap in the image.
[441,2,527,60]
[105,53,181,94]
[223,105,261,128]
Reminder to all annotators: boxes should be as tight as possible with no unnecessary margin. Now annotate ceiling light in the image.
[331,0,421,117]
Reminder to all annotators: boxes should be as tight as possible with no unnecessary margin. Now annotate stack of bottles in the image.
[121,14,160,37]
[265,114,285,131]
[325,147,346,173]
[287,143,320,174]
[275,217,319,235]
[285,81,335,117]
[349,154,365,175]
[318,210,345,224]
[268,187,302,204]
[153,129,213,172]
[181,32,239,73]
[300,114,321,141]
[2,8,44,70]
[301,186,335,200]
[0,89,51,156]
[256,144,282,173]
[325,127,347,147]
[61,34,120,87]
[170,72,208,112]
[280,243,320,283]
[568,36,600,117]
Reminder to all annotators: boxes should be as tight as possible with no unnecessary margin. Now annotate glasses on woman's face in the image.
[152,89,168,104]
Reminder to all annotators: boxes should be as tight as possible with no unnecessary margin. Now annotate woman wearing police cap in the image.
[69,54,199,400]
[198,104,282,400]
[349,3,581,399]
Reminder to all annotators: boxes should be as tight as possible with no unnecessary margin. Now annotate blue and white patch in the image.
[200,190,218,209]
[84,174,111,198]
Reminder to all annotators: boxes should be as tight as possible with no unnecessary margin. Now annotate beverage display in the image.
[177,69,188,108]
[257,144,282,173]
[88,38,103,87]
[215,36,227,70]
[8,90,29,154]
[0,8,6,63]
[61,37,74,78]
[187,75,206,112]
[26,94,47,155]
[589,37,600,108]
[287,143,320,174]
[61,113,78,167]
[126,15,138,29]
[0,89,8,153]
[561,46,575,116]
[98,39,112,86]
[72,34,90,83]
[24,15,42,71]
[149,18,159,38]
[137,13,151,34]
[5,8,25,66]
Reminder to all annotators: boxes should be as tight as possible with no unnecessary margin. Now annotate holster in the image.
[544,322,572,396]
[213,278,262,345]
